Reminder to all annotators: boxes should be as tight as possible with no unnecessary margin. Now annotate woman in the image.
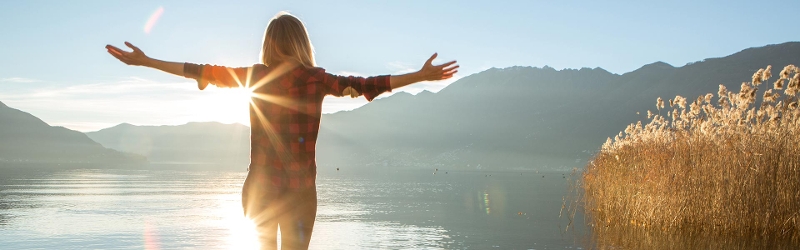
[106,12,458,250]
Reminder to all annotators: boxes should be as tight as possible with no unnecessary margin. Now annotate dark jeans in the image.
[242,171,317,250]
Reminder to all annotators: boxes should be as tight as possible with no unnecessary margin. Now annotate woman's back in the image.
[185,63,392,190]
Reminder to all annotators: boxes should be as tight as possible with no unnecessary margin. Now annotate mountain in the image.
[0,101,146,166]
[314,42,800,171]
[86,122,250,169]
[87,42,800,171]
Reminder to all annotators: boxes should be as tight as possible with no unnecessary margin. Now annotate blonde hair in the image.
[260,12,316,68]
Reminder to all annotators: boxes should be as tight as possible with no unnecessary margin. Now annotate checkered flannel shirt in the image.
[184,63,391,190]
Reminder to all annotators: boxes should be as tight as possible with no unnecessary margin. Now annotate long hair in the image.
[260,12,316,68]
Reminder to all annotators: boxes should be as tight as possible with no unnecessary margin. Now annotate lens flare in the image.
[144,7,164,34]
[144,220,160,250]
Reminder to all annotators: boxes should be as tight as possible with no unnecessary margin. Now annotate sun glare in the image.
[193,62,301,126]
[196,87,252,126]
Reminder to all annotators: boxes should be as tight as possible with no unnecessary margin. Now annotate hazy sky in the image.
[1,1,798,131]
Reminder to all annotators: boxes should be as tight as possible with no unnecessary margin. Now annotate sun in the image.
[194,62,299,127]
[197,87,252,126]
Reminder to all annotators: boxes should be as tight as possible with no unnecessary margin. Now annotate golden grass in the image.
[581,65,800,247]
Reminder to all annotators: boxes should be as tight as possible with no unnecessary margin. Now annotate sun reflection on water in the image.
[216,194,260,250]
[483,191,491,215]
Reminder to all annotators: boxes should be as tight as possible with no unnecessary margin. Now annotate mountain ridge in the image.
[74,41,800,170]
[0,103,146,166]
[86,121,250,169]
[314,41,800,170]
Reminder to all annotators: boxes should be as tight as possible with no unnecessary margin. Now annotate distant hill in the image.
[86,42,800,171]
[86,122,250,169]
[314,42,800,171]
[0,101,145,166]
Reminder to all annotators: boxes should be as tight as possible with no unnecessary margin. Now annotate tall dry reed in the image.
[582,65,800,247]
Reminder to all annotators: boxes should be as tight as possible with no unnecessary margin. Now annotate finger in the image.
[107,50,120,60]
[435,60,457,69]
[110,54,129,64]
[442,70,458,78]
[108,47,129,59]
[107,48,123,56]
[425,53,438,66]
[106,45,126,54]
[442,65,460,72]
[107,50,129,64]
[107,48,122,58]
[125,41,141,53]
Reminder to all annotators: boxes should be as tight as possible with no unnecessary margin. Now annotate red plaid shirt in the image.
[184,63,391,190]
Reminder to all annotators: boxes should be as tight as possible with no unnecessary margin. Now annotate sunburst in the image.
[207,63,304,244]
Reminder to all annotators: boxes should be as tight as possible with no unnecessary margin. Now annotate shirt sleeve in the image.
[184,63,255,90]
[320,71,392,101]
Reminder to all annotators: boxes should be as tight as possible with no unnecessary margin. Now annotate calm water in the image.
[0,167,586,249]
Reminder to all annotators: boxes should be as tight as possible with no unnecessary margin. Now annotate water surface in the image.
[0,167,585,249]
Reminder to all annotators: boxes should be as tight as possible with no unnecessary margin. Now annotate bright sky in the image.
[1,1,798,132]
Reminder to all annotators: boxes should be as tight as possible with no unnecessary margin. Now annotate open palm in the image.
[106,42,149,66]
[418,53,459,81]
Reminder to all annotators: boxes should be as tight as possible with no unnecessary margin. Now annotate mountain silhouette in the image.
[85,42,800,171]
[0,101,145,166]
[315,42,800,171]
[86,122,250,169]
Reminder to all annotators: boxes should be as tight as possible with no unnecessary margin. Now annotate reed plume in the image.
[582,65,800,248]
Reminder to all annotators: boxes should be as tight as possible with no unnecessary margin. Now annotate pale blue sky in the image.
[1,1,798,131]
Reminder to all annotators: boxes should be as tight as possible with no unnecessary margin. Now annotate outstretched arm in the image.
[390,53,458,89]
[106,42,184,77]
[106,42,248,90]
[328,53,459,99]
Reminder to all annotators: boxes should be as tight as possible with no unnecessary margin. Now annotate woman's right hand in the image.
[106,42,150,66]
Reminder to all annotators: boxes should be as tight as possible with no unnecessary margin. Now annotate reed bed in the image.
[582,65,800,247]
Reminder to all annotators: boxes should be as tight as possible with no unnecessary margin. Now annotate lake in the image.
[0,167,587,249]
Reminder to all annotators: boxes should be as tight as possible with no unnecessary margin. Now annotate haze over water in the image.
[0,167,584,249]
